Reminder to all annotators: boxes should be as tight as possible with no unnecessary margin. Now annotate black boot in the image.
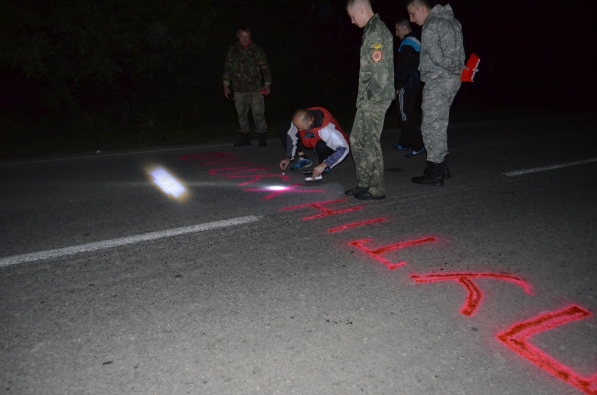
[442,157,451,179]
[233,133,251,146]
[258,133,267,146]
[411,161,444,186]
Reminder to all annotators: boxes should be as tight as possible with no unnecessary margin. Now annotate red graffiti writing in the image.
[410,272,533,316]
[497,305,596,395]
[327,218,387,233]
[283,199,363,221]
[349,237,437,270]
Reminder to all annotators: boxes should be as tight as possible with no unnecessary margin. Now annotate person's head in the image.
[406,0,432,26]
[346,0,374,28]
[292,110,314,130]
[237,27,251,46]
[395,18,412,39]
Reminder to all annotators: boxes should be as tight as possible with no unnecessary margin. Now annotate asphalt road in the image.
[1,115,596,395]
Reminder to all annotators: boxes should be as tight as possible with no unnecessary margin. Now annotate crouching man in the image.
[279,107,350,178]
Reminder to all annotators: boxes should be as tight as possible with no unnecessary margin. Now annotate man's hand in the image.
[263,84,271,97]
[279,158,290,171]
[224,85,231,99]
[312,163,328,178]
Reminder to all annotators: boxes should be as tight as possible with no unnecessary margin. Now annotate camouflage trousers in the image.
[234,92,267,135]
[350,100,392,196]
[421,77,461,163]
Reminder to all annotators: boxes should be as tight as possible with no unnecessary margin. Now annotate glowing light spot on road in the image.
[244,183,324,200]
[148,167,188,200]
[267,185,288,191]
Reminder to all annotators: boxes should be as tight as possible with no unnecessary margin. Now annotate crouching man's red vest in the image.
[298,107,349,149]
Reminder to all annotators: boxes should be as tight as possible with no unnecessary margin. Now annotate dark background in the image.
[1,0,595,157]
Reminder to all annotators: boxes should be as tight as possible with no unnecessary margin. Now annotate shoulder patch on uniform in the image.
[372,43,383,50]
[371,50,383,63]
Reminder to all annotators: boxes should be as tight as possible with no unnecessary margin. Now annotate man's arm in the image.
[285,122,299,159]
[223,47,234,98]
[258,47,272,94]
[361,29,393,102]
[223,47,234,86]
[318,124,350,169]
[312,126,349,178]
[423,19,463,75]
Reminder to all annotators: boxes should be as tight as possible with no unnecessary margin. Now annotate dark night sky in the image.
[1,0,595,126]
[367,0,595,111]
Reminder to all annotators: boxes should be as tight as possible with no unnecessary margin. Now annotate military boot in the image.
[442,157,451,179]
[421,158,451,179]
[233,133,251,146]
[258,133,267,146]
[411,161,444,186]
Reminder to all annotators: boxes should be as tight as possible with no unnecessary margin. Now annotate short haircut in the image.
[237,26,251,35]
[396,18,411,29]
[293,109,311,124]
[346,0,371,10]
[406,0,433,9]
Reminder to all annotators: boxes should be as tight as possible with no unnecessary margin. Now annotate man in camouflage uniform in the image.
[223,27,272,147]
[345,0,395,200]
[407,0,465,186]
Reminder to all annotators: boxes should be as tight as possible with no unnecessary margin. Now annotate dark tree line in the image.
[0,0,592,156]
[1,0,216,110]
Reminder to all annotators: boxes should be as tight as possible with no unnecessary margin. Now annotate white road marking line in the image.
[503,158,597,177]
[0,215,261,268]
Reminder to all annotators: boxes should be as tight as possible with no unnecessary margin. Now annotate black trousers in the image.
[314,140,334,165]
[279,120,333,164]
[396,72,424,151]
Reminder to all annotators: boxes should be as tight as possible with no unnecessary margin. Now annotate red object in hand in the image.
[261,89,267,96]
[461,53,480,82]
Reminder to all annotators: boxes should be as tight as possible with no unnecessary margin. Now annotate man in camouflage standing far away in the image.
[223,27,272,147]
[407,0,465,186]
[345,0,395,200]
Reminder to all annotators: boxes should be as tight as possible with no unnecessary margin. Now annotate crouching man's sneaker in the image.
[404,147,426,158]
[291,157,312,171]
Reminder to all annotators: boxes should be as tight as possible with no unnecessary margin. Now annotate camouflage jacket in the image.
[419,4,465,82]
[356,14,395,107]
[223,42,272,93]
